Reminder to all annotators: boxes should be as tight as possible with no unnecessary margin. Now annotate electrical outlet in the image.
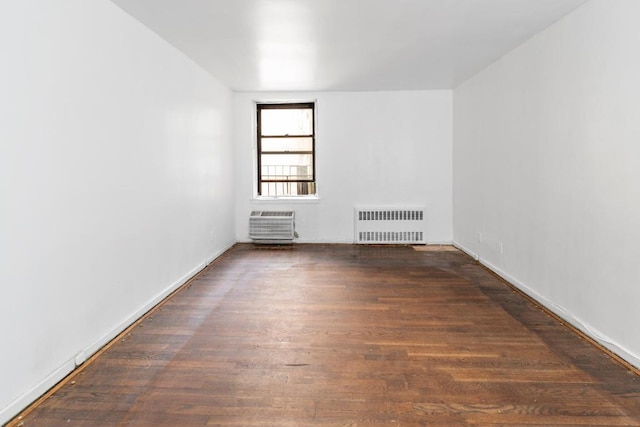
[478,232,482,242]
[499,241,503,254]
[209,231,214,242]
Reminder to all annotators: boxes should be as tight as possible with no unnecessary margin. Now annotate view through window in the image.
[257,102,316,197]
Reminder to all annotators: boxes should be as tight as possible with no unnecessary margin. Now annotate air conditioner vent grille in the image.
[249,211,295,244]
[251,211,293,217]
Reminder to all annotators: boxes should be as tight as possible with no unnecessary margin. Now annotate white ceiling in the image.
[109,0,587,92]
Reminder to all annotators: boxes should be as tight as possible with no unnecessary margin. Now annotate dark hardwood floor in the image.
[11,244,640,426]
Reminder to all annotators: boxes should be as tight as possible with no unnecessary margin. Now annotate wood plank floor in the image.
[12,244,640,426]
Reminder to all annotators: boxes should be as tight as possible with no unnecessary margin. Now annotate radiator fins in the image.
[354,207,426,244]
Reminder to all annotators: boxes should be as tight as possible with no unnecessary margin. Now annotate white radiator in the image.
[354,207,426,244]
[249,211,295,244]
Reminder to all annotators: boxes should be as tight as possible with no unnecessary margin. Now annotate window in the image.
[257,102,316,197]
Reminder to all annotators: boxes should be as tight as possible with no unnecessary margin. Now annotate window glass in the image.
[260,109,313,136]
[257,103,315,197]
[260,137,313,153]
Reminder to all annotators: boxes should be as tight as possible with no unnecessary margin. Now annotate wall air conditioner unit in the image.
[249,211,295,244]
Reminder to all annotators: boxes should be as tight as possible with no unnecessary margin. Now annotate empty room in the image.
[1,0,639,425]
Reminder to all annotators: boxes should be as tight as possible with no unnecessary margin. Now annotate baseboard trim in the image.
[453,240,640,373]
[238,239,455,245]
[452,241,480,260]
[2,240,236,427]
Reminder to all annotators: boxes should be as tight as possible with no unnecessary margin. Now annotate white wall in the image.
[234,91,452,244]
[0,0,234,422]
[453,0,640,368]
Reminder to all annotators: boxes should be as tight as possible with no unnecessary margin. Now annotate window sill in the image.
[251,196,320,204]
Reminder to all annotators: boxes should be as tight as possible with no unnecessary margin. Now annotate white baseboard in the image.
[453,240,640,371]
[424,240,454,245]
[237,238,354,244]
[238,239,455,245]
[0,240,236,426]
[0,358,76,426]
[452,241,479,260]
[206,240,236,266]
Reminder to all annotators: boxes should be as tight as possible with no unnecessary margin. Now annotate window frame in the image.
[256,102,316,197]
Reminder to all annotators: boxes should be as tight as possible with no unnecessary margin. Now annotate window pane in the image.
[261,137,313,152]
[261,154,313,180]
[260,108,313,136]
[261,182,315,197]
[257,102,315,197]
